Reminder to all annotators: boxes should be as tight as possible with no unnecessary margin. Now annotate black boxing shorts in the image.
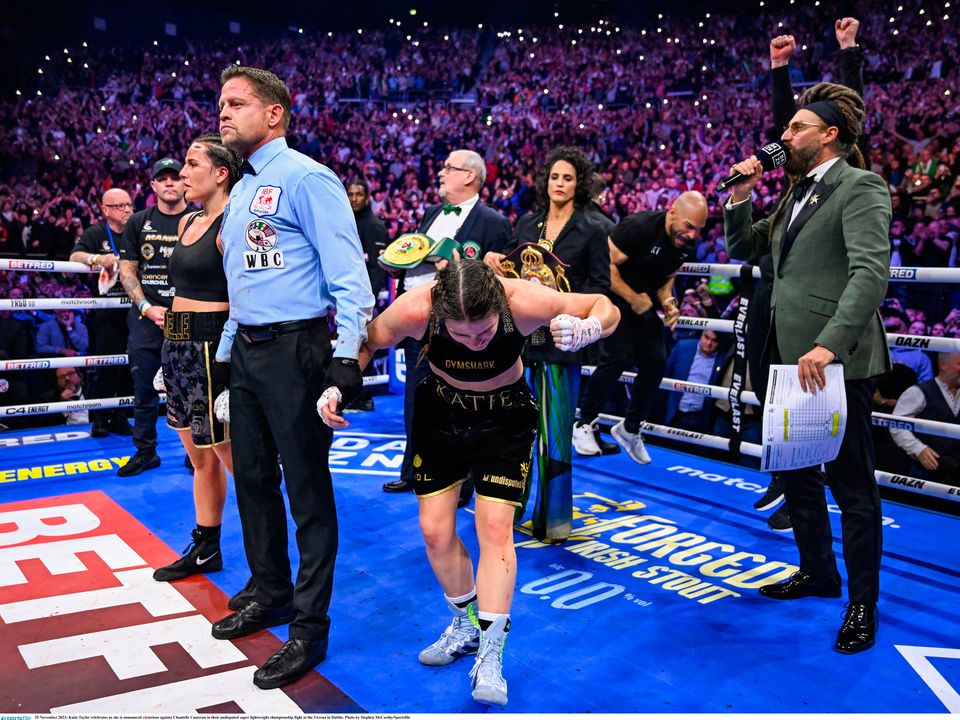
[161,310,230,448]
[410,374,538,507]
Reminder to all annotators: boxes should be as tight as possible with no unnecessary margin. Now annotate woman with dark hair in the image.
[152,133,243,582]
[319,259,618,707]
[484,146,610,542]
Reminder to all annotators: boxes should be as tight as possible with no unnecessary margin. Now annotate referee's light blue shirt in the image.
[216,137,373,361]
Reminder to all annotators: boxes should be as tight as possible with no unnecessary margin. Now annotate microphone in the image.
[715,141,790,192]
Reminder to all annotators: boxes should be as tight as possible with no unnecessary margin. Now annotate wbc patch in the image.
[461,240,482,260]
[249,185,282,217]
[243,219,284,271]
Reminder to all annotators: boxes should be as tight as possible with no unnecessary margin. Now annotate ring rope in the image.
[582,369,960,441]
[594,412,959,503]
[0,375,390,418]
[0,258,99,274]
[2,354,129,371]
[676,261,960,283]
[0,297,131,310]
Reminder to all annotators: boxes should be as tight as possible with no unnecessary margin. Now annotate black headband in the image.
[802,100,856,144]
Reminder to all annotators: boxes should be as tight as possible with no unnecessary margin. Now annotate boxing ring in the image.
[1,257,959,713]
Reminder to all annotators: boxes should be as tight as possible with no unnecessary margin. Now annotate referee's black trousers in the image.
[230,324,337,642]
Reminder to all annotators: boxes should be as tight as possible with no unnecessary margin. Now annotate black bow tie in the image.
[792,176,815,204]
[241,161,257,177]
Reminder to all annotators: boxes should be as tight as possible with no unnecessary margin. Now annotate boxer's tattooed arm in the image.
[120,259,147,307]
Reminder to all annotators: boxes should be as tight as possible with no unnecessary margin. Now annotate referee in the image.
[210,66,374,690]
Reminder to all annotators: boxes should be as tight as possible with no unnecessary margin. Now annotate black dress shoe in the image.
[253,637,328,689]
[227,575,258,611]
[91,419,109,438]
[117,451,161,477]
[836,602,878,654]
[383,479,413,493]
[211,601,295,640]
[108,416,134,436]
[758,570,842,600]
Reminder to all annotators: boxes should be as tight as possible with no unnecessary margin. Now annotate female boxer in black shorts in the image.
[153,134,241,582]
[319,259,618,707]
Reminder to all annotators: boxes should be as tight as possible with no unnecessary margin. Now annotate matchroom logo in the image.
[0,491,361,713]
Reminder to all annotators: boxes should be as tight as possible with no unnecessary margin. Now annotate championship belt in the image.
[378,233,463,276]
[501,242,571,293]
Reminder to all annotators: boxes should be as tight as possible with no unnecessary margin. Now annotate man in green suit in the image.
[724,82,891,654]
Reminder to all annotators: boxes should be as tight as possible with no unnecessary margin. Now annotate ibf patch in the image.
[249,186,282,217]
[244,219,284,271]
[461,240,482,260]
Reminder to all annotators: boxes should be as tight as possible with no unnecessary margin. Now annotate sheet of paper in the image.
[760,364,847,472]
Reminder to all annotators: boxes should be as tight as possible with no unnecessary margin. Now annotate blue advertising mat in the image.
[1,392,957,713]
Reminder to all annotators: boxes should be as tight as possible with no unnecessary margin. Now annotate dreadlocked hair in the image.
[418,259,508,364]
[768,82,867,243]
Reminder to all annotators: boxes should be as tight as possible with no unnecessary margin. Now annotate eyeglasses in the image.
[441,163,471,174]
[785,121,828,136]
[103,203,133,210]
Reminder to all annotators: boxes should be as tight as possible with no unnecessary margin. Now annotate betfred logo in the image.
[0,491,360,713]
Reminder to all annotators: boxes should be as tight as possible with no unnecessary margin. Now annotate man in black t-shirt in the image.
[575,192,708,462]
[70,188,135,438]
[117,158,191,476]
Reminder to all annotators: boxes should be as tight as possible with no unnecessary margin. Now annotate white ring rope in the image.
[668,317,960,353]
[676,262,960,284]
[8,257,957,284]
[870,411,960,440]
[886,333,960,353]
[582,368,960,442]
[593,412,959,503]
[2,354,129,371]
[0,297,131,310]
[3,395,165,418]
[0,374,390,418]
[0,258,99,274]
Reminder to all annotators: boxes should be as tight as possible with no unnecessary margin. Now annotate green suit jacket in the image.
[724,158,892,381]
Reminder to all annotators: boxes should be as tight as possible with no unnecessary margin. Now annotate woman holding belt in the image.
[484,146,610,542]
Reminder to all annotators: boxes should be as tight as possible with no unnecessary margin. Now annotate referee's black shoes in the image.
[253,638,328,689]
[117,450,160,477]
[211,601,295,640]
[835,602,878,654]
[383,479,413,492]
[228,575,258,611]
[758,570,842,600]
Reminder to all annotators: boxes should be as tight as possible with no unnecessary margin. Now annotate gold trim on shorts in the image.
[416,477,468,499]
[474,492,523,508]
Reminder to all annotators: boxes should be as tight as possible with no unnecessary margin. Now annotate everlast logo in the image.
[681,318,709,327]
[890,475,925,489]
[895,336,931,349]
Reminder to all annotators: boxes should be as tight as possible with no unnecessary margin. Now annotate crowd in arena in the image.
[1,0,958,472]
